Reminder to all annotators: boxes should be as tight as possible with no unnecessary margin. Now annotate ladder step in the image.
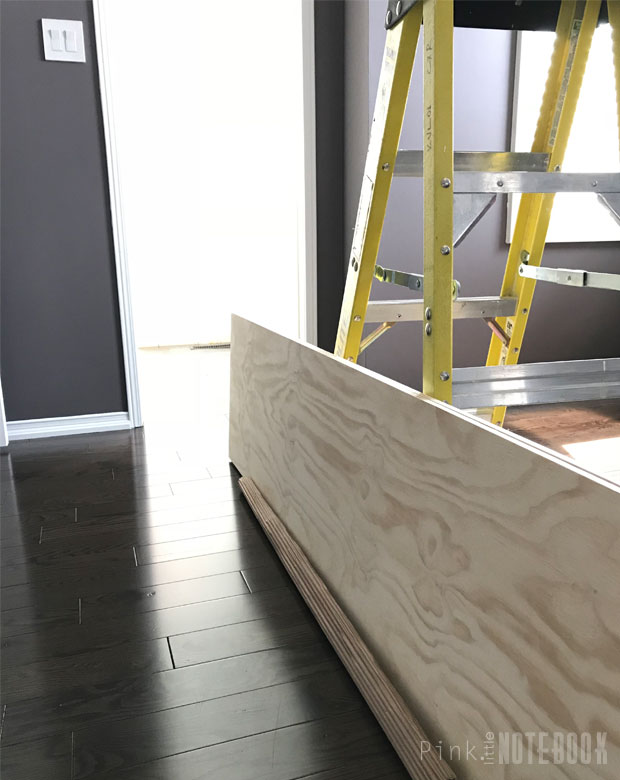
[452,359,620,409]
[454,171,620,194]
[365,296,517,324]
[394,154,620,194]
[394,150,550,176]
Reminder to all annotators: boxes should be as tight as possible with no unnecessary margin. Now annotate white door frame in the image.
[93,0,142,428]
[299,0,318,345]
[93,0,318,415]
[0,378,8,447]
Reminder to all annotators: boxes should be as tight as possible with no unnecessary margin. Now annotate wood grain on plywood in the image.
[240,476,453,780]
[229,315,620,780]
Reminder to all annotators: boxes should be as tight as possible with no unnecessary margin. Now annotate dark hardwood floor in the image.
[505,398,620,485]
[0,427,407,780]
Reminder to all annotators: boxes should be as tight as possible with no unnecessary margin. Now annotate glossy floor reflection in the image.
[0,348,407,779]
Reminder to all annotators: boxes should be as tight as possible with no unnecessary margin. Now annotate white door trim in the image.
[7,412,132,441]
[0,378,8,447]
[92,0,142,428]
[300,0,318,345]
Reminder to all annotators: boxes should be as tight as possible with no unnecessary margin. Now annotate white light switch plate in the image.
[41,19,86,63]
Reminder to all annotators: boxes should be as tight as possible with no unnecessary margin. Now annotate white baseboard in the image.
[6,412,132,441]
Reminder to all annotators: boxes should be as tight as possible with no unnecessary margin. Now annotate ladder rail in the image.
[485,0,602,425]
[422,0,455,401]
[334,5,422,361]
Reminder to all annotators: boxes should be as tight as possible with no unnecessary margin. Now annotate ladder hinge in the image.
[385,0,420,29]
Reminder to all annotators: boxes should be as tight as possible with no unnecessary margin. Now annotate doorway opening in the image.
[99,0,315,447]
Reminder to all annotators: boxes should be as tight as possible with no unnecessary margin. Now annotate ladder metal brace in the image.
[374,264,461,299]
[519,264,620,292]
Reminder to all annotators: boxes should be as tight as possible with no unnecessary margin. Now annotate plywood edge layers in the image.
[239,476,456,780]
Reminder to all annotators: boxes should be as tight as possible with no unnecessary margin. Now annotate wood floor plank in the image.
[206,461,239,478]
[0,523,45,547]
[169,613,324,667]
[72,670,361,779]
[1,569,250,638]
[2,589,307,668]
[1,642,340,747]
[135,525,263,565]
[1,543,276,593]
[169,475,240,500]
[1,535,136,568]
[82,570,249,618]
[2,479,172,513]
[241,564,292,593]
[3,490,248,531]
[109,466,212,487]
[43,508,254,544]
[79,710,405,780]
[505,399,620,450]
[0,600,77,638]
[0,637,173,703]
[1,498,251,542]
[300,769,408,780]
[0,732,72,780]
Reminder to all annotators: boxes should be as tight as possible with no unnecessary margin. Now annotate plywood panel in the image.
[229,315,620,780]
[239,476,454,780]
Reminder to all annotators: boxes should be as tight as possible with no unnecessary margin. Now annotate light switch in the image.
[41,19,86,63]
[64,30,78,53]
[50,29,63,52]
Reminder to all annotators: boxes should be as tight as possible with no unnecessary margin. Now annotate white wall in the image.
[103,0,306,346]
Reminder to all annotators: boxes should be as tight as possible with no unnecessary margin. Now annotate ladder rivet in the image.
[425,323,432,336]
[522,308,528,314]
[496,179,504,188]
[382,162,390,171]
[353,261,359,272]
[351,256,356,267]
[396,0,403,15]
[440,178,451,188]
[385,9,392,25]
[513,347,519,353]
[440,245,451,255]
[591,180,598,188]
[425,307,432,320]
[439,371,450,382]
[353,315,361,322]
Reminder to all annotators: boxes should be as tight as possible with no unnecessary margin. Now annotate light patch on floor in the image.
[562,437,620,485]
[136,346,231,463]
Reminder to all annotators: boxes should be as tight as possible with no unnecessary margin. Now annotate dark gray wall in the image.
[314,0,346,352]
[343,0,620,390]
[1,0,127,421]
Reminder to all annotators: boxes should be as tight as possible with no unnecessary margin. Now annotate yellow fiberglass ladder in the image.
[335,0,620,425]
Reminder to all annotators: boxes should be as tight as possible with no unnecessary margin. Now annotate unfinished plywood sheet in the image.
[239,475,454,780]
[229,315,620,780]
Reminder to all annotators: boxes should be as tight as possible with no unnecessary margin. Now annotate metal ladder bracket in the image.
[519,264,620,292]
